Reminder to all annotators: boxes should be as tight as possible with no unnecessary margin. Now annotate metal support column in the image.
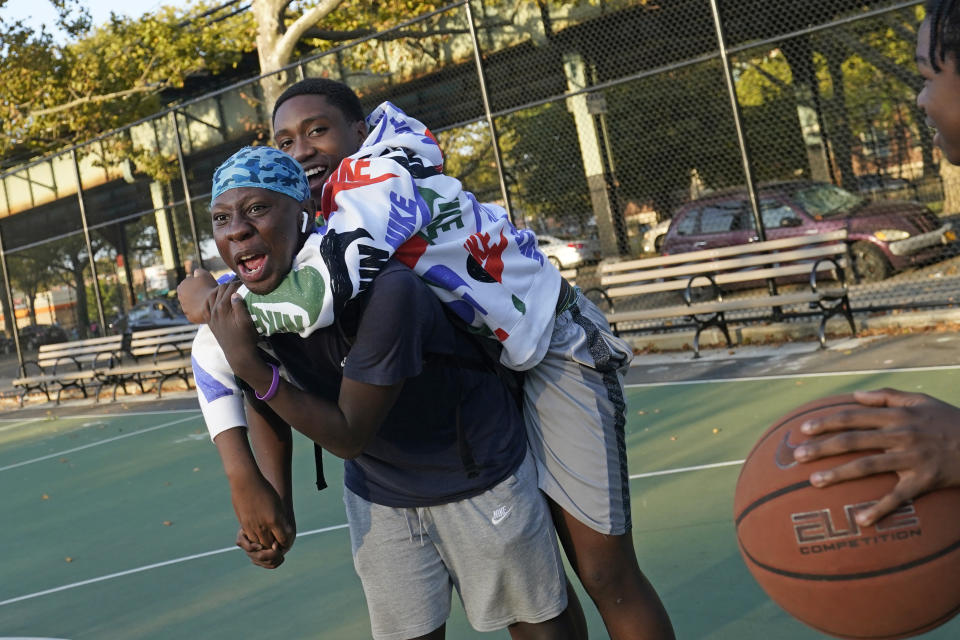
[172,111,205,270]
[464,0,514,221]
[71,149,107,335]
[708,0,780,306]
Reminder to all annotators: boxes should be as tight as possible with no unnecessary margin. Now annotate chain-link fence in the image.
[1,0,956,361]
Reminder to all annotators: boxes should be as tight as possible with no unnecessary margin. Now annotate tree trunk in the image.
[941,161,960,215]
[27,292,37,326]
[909,101,937,178]
[822,42,857,190]
[72,266,90,338]
[782,36,834,183]
[252,0,346,130]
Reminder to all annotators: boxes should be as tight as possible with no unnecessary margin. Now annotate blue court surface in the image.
[1,365,959,639]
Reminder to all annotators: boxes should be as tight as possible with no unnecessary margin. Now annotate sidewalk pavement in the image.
[616,306,960,354]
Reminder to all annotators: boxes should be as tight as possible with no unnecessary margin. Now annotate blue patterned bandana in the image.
[211,146,310,207]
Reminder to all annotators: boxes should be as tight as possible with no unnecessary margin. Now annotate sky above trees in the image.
[0,0,164,41]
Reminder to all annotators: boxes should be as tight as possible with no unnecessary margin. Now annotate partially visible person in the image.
[193,146,576,640]
[795,0,960,525]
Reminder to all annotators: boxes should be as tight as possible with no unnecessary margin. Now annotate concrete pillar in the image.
[150,181,183,292]
[563,52,622,257]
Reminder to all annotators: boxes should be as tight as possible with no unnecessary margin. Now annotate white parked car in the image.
[537,234,601,269]
[641,219,670,254]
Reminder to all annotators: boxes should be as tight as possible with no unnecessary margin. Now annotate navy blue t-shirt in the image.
[264,261,526,507]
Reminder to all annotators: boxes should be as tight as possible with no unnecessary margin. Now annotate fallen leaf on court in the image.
[843,350,852,355]
[669,436,677,441]
[41,493,49,500]
[712,428,721,434]
[728,350,735,355]
[795,381,804,385]
[637,410,646,415]
[59,458,68,463]
[162,521,173,526]
[65,557,73,563]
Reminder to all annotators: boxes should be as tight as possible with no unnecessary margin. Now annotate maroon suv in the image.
[661,181,955,281]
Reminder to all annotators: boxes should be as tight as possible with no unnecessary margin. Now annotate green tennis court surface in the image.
[2,368,958,639]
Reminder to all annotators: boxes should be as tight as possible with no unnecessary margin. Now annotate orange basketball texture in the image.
[733,394,960,639]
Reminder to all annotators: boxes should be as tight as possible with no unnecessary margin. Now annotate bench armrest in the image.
[52,355,84,374]
[153,343,187,363]
[810,257,847,294]
[92,350,122,370]
[18,359,44,378]
[684,273,723,306]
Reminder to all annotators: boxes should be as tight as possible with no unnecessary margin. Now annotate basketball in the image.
[733,393,960,639]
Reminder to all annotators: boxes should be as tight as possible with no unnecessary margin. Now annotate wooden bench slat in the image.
[606,290,848,323]
[605,259,845,298]
[600,244,845,286]
[37,335,123,353]
[601,230,849,273]
[126,325,198,339]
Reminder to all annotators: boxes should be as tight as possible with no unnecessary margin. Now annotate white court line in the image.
[0,459,736,608]
[0,419,45,433]
[0,409,199,423]
[626,363,960,389]
[0,524,349,607]
[0,415,200,472]
[630,459,743,479]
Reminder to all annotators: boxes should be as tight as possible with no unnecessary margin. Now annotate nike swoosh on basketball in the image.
[491,506,512,525]
[774,431,799,469]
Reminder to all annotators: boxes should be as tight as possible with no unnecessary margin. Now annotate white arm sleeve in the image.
[190,325,247,440]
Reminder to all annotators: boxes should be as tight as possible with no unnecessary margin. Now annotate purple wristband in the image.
[255,363,280,401]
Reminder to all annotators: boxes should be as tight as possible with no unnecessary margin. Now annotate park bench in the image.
[92,324,199,402]
[559,268,578,287]
[591,230,857,357]
[12,324,199,405]
[13,334,125,406]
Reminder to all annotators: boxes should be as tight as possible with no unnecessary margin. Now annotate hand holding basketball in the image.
[734,393,960,639]
[794,388,960,526]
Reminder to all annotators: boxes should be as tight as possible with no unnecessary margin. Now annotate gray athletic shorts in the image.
[343,452,567,640]
[524,292,634,535]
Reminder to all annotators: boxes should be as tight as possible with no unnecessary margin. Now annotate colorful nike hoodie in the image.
[237,100,562,370]
[192,102,561,438]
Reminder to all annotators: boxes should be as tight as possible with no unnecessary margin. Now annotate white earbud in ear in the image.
[301,210,310,233]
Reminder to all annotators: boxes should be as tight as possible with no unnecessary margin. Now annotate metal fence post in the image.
[464,0,514,221]
[708,0,780,304]
[172,110,206,270]
[71,148,107,335]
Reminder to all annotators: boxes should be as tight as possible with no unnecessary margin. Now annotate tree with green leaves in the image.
[0,0,255,171]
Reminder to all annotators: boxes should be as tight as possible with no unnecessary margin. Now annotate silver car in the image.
[537,234,601,269]
[641,219,671,254]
